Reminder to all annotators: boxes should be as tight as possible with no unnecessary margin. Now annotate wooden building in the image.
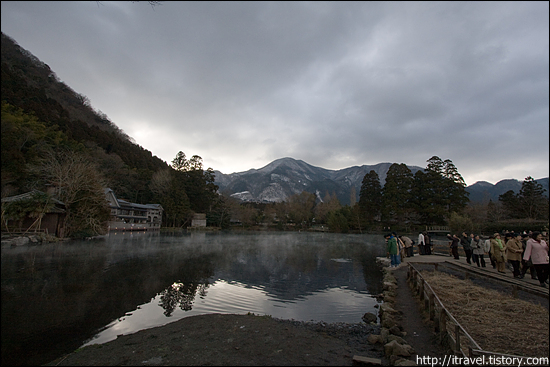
[1,190,66,237]
[105,189,163,231]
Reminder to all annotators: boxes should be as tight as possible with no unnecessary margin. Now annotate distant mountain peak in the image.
[215,158,423,205]
[471,181,493,187]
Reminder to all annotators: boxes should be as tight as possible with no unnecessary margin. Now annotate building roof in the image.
[105,188,163,212]
[1,190,66,213]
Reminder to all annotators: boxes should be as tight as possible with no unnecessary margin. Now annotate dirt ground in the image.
[45,314,385,366]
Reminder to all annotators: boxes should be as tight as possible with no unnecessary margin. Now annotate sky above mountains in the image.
[1,1,548,185]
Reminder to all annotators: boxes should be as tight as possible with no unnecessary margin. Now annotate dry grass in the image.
[420,270,549,357]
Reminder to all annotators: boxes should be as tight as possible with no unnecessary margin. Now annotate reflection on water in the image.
[1,231,385,366]
[159,281,209,316]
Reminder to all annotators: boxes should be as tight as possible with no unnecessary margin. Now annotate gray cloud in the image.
[1,1,548,184]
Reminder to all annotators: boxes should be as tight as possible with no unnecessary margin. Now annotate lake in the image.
[1,231,386,365]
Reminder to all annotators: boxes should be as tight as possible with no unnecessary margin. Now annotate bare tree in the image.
[149,168,172,196]
[28,149,109,236]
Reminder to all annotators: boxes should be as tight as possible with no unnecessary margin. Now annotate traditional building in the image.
[1,190,66,237]
[190,213,207,228]
[105,189,163,231]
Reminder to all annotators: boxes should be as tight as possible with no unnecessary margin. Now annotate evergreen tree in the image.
[423,156,468,221]
[426,156,445,175]
[167,151,219,224]
[327,209,349,233]
[517,176,548,220]
[162,170,191,227]
[443,159,465,185]
[381,163,413,226]
[410,170,439,225]
[171,151,189,171]
[442,159,469,213]
[498,190,520,219]
[358,170,382,223]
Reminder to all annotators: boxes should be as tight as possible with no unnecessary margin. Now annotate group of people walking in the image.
[447,231,549,288]
[385,230,549,288]
[384,231,432,268]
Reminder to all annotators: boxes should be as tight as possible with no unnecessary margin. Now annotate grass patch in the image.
[421,270,549,357]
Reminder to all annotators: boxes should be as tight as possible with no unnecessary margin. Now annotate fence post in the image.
[429,293,435,321]
[455,324,461,355]
[439,309,447,345]
[419,278,425,300]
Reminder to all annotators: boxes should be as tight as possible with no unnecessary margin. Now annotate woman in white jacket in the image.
[471,234,486,267]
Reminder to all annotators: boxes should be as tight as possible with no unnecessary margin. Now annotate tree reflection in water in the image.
[159,281,209,316]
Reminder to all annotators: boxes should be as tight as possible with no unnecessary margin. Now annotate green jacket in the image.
[387,237,398,255]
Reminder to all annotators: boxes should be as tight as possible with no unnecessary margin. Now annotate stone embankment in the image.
[1,233,57,247]
[363,257,418,366]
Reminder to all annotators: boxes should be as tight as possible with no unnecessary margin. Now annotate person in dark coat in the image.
[461,232,472,264]
[424,232,432,255]
[447,234,460,260]
[418,232,425,255]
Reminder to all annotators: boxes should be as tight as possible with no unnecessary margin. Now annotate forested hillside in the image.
[1,32,169,203]
[1,32,221,236]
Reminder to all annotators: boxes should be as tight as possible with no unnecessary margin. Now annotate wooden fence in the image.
[407,262,543,365]
[1,228,48,235]
[425,226,450,233]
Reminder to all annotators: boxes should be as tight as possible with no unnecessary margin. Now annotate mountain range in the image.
[214,157,549,205]
[466,178,549,203]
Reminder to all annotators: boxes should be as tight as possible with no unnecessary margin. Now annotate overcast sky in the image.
[1,1,548,185]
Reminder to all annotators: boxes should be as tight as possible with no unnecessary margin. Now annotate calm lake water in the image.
[1,231,386,365]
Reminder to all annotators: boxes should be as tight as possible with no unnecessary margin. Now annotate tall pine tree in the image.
[381,164,413,226]
[358,170,382,223]
[517,176,548,220]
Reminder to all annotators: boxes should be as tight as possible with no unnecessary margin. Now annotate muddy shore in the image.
[45,314,385,366]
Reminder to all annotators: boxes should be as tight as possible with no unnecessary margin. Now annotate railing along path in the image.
[407,262,543,365]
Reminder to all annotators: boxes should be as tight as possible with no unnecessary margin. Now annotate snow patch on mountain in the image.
[230,191,254,201]
[315,190,323,202]
[271,173,290,182]
[258,183,288,203]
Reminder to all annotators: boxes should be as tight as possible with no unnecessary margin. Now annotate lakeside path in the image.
[379,250,548,364]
